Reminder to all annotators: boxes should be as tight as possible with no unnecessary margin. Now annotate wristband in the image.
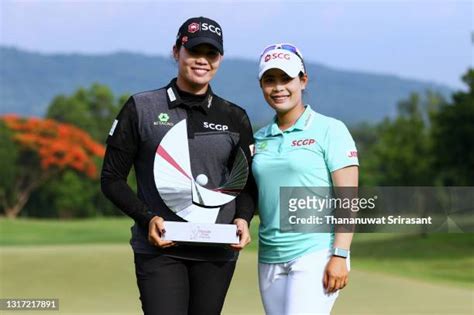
[331,247,350,258]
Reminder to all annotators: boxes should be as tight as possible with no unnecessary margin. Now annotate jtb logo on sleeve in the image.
[347,150,358,158]
[291,139,316,146]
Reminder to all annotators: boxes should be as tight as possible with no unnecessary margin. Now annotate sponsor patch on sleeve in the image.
[109,119,118,136]
[347,150,358,158]
[249,144,255,157]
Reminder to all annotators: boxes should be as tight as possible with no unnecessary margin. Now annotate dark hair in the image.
[300,72,308,97]
[172,39,184,63]
[175,39,183,51]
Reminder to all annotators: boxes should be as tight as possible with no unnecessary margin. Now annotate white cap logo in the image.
[258,49,305,79]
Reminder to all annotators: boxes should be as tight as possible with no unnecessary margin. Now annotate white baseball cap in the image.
[258,43,305,79]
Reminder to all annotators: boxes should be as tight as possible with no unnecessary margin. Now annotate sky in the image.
[1,0,472,88]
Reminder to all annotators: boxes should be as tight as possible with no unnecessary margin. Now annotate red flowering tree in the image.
[0,115,105,218]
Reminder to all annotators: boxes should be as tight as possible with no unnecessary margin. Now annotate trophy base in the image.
[162,221,239,244]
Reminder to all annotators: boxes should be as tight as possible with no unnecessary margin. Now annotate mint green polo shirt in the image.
[252,105,359,263]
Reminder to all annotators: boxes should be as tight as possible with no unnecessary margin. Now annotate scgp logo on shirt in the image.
[291,138,316,147]
[203,122,228,131]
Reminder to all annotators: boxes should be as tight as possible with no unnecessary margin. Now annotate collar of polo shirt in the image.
[264,105,314,137]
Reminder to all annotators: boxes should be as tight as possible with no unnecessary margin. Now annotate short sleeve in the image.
[106,97,139,153]
[325,120,359,172]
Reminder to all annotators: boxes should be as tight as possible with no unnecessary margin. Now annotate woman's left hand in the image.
[323,256,349,293]
[230,218,251,251]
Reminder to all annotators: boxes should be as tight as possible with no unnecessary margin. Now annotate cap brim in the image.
[184,37,224,55]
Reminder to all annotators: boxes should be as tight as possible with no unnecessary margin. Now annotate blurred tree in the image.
[0,116,105,218]
[431,69,474,185]
[0,121,20,210]
[363,92,446,186]
[48,171,97,218]
[46,83,127,142]
[42,84,132,218]
[350,122,378,186]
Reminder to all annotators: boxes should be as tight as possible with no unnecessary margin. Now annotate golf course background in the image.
[1,3,473,314]
[1,61,472,315]
[1,217,473,314]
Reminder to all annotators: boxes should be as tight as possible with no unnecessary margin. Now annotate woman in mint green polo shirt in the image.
[252,43,359,315]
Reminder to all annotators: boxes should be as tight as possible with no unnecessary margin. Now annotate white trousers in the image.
[258,248,350,315]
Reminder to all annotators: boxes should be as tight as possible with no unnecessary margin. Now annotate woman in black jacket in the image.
[101,16,256,315]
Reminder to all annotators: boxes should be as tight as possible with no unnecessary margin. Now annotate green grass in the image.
[0,216,256,247]
[1,217,473,287]
[1,245,473,315]
[351,233,474,287]
[0,217,132,245]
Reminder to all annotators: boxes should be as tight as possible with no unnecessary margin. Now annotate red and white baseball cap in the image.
[258,43,305,79]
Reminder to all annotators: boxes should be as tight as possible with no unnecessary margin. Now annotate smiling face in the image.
[260,68,308,115]
[174,44,222,94]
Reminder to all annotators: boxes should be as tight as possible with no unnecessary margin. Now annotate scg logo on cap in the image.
[202,23,221,36]
[264,53,291,62]
[188,22,221,37]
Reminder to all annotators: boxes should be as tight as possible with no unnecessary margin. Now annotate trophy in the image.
[153,119,248,244]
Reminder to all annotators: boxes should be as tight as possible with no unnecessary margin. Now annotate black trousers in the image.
[134,253,237,315]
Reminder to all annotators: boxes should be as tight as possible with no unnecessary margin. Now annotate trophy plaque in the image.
[153,119,248,244]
